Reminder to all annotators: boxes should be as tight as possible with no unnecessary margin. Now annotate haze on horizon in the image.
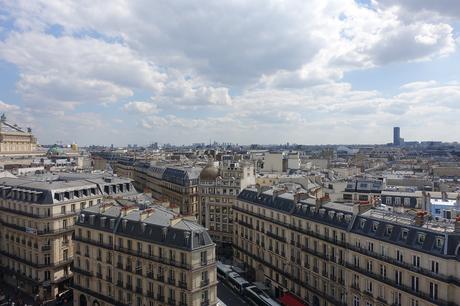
[0,0,460,146]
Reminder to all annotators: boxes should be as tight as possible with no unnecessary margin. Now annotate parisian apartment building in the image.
[73,200,218,306]
[233,186,460,306]
[198,156,255,257]
[0,174,137,301]
[130,163,202,217]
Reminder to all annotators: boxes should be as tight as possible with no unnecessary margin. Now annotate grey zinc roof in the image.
[78,202,213,251]
[0,177,99,205]
[238,187,460,258]
[237,188,354,230]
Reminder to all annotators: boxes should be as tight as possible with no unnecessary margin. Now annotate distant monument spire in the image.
[0,113,6,122]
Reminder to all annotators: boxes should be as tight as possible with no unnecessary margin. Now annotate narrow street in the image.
[217,281,249,306]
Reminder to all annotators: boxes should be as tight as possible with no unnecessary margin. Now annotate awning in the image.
[278,292,307,306]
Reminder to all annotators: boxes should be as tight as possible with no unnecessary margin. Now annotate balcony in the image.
[41,245,51,251]
[125,283,132,290]
[157,295,165,302]
[200,278,210,287]
[135,287,142,294]
[147,271,154,279]
[157,275,164,282]
[178,280,187,289]
[168,278,176,285]
[73,267,93,277]
[201,300,209,306]
[116,262,123,269]
[116,280,123,287]
[135,269,143,275]
[106,275,112,282]
[96,272,103,279]
[265,231,286,243]
[147,290,154,298]
[168,298,176,305]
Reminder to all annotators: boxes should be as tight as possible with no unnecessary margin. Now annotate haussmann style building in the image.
[0,175,137,302]
[234,186,460,306]
[73,201,218,306]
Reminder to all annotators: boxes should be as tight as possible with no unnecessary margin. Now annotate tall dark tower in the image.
[393,127,401,146]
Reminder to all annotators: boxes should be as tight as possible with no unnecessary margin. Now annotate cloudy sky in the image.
[0,0,459,146]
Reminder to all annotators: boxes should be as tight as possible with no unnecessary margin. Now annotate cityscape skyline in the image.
[0,1,460,145]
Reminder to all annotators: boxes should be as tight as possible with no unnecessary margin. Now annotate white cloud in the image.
[123,101,158,114]
[0,1,459,144]
[0,100,20,111]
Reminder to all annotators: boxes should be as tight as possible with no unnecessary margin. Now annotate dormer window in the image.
[401,229,409,240]
[385,226,393,236]
[435,237,444,249]
[417,233,426,244]
[372,222,379,232]
[360,219,366,229]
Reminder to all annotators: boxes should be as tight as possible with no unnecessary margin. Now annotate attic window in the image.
[385,226,393,236]
[109,219,115,229]
[435,237,444,249]
[417,233,426,244]
[372,222,379,232]
[360,219,366,229]
[401,228,409,240]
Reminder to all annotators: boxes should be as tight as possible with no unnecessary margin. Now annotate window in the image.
[380,265,387,278]
[401,229,408,240]
[353,295,360,306]
[201,290,209,303]
[435,237,444,249]
[429,282,438,300]
[367,260,373,272]
[412,255,420,267]
[393,292,401,306]
[411,276,419,292]
[431,260,439,274]
[366,280,373,293]
[200,251,207,265]
[396,250,403,262]
[386,226,393,236]
[395,270,402,285]
[368,242,374,252]
[372,222,378,232]
[417,233,425,244]
[404,198,411,206]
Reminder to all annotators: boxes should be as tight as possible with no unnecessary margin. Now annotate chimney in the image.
[256,184,261,196]
[415,211,427,227]
[442,191,448,201]
[426,193,432,212]
[293,193,300,204]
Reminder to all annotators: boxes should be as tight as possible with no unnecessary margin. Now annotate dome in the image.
[199,164,219,181]
[47,144,64,156]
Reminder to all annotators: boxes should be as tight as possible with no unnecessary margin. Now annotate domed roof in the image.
[200,163,219,181]
[47,144,64,156]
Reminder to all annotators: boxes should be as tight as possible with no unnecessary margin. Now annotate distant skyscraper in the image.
[393,126,401,146]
